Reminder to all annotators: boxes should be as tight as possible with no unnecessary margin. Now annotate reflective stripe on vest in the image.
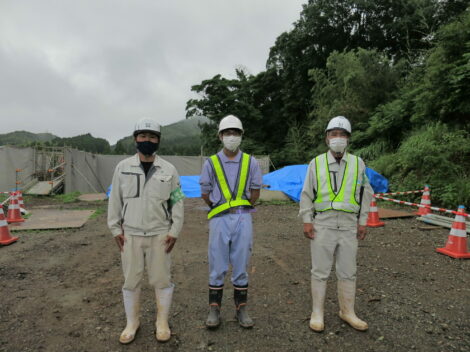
[207,153,252,219]
[314,153,360,213]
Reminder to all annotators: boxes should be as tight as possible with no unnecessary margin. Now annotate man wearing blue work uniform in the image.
[199,114,262,329]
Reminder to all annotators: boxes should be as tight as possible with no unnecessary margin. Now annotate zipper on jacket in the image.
[121,203,128,224]
[161,203,169,220]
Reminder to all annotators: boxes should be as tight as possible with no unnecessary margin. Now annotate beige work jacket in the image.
[107,154,184,238]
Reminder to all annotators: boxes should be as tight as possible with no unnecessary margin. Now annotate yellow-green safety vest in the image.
[314,153,360,213]
[207,153,252,219]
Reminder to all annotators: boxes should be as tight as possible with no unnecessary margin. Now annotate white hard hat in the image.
[218,115,243,134]
[325,116,351,134]
[134,118,161,137]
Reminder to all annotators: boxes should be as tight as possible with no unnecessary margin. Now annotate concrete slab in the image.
[9,209,95,231]
[260,189,291,201]
[27,180,63,195]
[78,193,107,202]
[378,207,415,219]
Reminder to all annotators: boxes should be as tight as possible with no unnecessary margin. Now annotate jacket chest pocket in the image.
[148,174,172,200]
[120,172,141,199]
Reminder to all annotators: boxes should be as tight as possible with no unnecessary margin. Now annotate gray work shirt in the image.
[299,151,373,229]
[199,150,262,207]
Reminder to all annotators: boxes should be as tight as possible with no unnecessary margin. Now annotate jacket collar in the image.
[130,153,163,168]
[327,150,348,165]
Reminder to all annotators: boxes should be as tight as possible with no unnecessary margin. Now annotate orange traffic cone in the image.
[16,191,28,215]
[367,197,384,227]
[436,206,470,259]
[6,192,24,223]
[416,185,431,216]
[0,204,18,245]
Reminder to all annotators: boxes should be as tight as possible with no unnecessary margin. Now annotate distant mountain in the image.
[0,116,209,155]
[0,131,57,146]
[52,133,111,154]
[113,116,209,156]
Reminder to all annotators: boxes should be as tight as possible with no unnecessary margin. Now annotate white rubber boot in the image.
[337,280,368,331]
[119,288,141,344]
[155,284,174,342]
[309,279,327,332]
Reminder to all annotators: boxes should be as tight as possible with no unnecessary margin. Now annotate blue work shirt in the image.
[199,150,262,207]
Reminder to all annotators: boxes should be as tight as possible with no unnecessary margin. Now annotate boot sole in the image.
[119,326,140,344]
[156,326,172,342]
[205,321,221,329]
[156,335,171,343]
[339,314,368,331]
[309,325,324,333]
[235,315,254,329]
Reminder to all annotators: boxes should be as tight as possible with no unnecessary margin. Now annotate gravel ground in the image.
[0,197,469,352]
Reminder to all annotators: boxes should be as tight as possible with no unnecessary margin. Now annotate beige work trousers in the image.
[121,234,172,290]
[310,225,358,281]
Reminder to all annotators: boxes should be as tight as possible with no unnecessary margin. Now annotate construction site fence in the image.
[0,146,37,192]
[0,146,270,194]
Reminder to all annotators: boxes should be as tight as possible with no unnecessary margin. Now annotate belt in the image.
[228,207,256,214]
[211,206,256,217]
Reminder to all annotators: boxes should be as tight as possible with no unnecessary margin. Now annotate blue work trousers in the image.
[208,213,253,287]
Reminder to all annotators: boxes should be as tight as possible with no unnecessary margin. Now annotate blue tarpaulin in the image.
[262,165,308,202]
[365,168,389,194]
[180,175,201,198]
[107,165,388,201]
[262,165,388,202]
[106,176,202,199]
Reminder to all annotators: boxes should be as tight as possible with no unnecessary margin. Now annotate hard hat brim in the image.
[218,127,243,134]
[133,130,161,137]
[325,127,351,134]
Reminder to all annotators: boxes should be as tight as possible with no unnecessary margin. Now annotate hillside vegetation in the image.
[186,0,469,208]
[0,117,205,156]
[0,131,57,145]
[113,116,206,155]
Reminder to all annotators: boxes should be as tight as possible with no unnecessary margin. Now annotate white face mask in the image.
[328,137,348,153]
[222,135,242,152]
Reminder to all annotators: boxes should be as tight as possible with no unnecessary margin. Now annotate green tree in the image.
[361,11,470,207]
[305,48,405,158]
[186,69,265,155]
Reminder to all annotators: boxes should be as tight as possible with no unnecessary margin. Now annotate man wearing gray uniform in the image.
[199,115,262,329]
[108,118,185,344]
[299,116,373,332]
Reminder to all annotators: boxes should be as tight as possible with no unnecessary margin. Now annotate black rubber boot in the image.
[206,288,223,329]
[234,288,254,328]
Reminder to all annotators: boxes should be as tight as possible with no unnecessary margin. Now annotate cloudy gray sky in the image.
[0,0,305,144]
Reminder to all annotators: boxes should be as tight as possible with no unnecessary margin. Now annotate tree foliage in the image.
[187,1,469,207]
[51,134,111,154]
[112,117,205,156]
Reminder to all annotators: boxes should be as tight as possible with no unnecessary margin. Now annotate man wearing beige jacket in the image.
[108,117,184,344]
[300,116,373,333]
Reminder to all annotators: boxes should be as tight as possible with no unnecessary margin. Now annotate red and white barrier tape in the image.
[376,190,425,196]
[374,195,469,217]
[1,196,12,206]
